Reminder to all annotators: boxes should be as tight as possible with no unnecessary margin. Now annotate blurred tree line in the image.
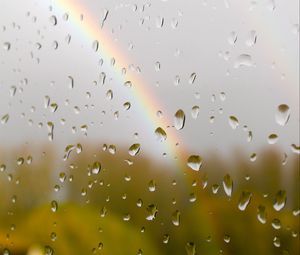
[0,144,299,254]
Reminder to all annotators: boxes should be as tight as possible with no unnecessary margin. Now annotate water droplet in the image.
[246,30,257,47]
[156,16,164,28]
[108,145,116,154]
[273,236,281,247]
[227,31,238,45]
[1,114,9,124]
[185,242,196,255]
[189,73,197,84]
[123,102,131,110]
[234,54,253,68]
[257,205,267,224]
[187,155,203,171]
[155,127,167,141]
[238,191,252,211]
[224,234,231,243]
[228,116,239,129]
[50,103,58,113]
[91,161,101,175]
[51,200,58,212]
[123,213,131,221]
[106,89,113,100]
[223,174,233,197]
[268,134,278,144]
[49,15,57,26]
[148,180,156,192]
[3,42,11,51]
[273,190,286,211]
[128,143,141,156]
[146,204,158,221]
[163,234,169,244]
[271,218,281,229]
[291,144,300,154]
[172,210,180,226]
[191,106,200,119]
[124,80,132,88]
[92,40,99,52]
[68,76,74,89]
[275,104,290,126]
[155,61,161,71]
[174,109,185,130]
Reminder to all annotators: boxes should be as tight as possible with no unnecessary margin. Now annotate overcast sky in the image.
[0,0,299,161]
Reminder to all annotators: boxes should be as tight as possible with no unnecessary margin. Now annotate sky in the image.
[0,0,299,163]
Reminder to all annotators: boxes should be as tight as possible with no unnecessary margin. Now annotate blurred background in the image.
[0,0,299,254]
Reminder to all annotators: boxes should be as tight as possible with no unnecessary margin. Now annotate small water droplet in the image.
[185,242,196,255]
[146,204,158,221]
[191,106,200,119]
[174,109,185,130]
[187,155,203,171]
[234,54,254,68]
[49,15,57,26]
[155,127,167,141]
[238,191,252,211]
[128,143,141,156]
[268,134,278,144]
[51,200,58,212]
[91,161,101,174]
[223,174,233,197]
[228,116,239,129]
[257,205,267,224]
[273,190,286,211]
[3,42,11,51]
[275,104,290,126]
[172,210,180,226]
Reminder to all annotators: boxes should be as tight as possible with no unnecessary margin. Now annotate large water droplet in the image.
[174,109,185,130]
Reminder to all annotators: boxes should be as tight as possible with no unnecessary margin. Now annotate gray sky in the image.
[0,0,299,161]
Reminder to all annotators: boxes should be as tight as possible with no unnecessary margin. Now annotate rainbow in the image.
[54,0,188,170]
